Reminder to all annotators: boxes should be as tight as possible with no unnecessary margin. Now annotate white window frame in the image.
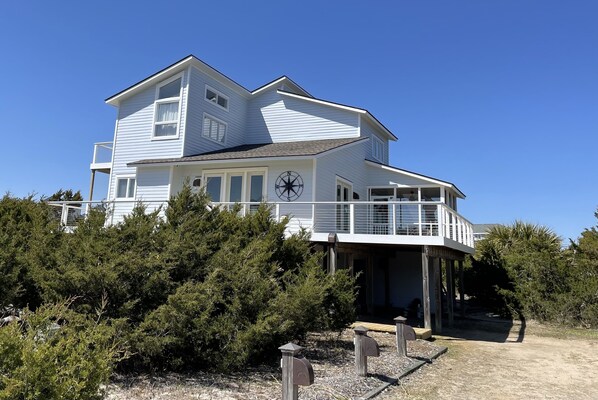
[152,73,183,140]
[115,176,136,200]
[335,176,353,233]
[204,84,229,111]
[202,113,227,145]
[200,167,268,203]
[372,135,385,162]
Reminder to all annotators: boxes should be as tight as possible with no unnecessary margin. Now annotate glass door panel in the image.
[205,176,222,202]
[336,181,351,232]
[249,174,264,212]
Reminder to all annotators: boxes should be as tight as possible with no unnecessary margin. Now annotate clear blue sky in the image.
[1,1,596,242]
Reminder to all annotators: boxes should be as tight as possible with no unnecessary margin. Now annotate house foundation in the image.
[320,242,466,335]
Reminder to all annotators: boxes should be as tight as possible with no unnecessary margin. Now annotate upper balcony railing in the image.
[90,142,113,172]
[47,199,474,250]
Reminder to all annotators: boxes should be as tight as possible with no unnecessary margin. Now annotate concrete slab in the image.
[351,321,432,340]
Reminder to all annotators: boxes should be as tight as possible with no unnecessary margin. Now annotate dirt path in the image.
[379,320,598,400]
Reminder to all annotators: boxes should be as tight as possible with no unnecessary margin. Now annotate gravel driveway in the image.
[379,319,598,400]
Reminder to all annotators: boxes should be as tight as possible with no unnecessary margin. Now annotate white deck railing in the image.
[47,200,474,248]
[90,142,113,169]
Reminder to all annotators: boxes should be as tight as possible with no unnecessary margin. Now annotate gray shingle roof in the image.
[128,137,367,166]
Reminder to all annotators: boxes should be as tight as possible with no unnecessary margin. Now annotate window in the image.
[205,175,222,202]
[205,85,228,110]
[202,114,227,144]
[116,177,136,199]
[372,136,384,162]
[201,169,266,207]
[153,75,182,138]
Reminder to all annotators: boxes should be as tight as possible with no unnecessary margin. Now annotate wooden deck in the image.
[351,321,432,340]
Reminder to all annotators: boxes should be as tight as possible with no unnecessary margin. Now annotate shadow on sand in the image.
[357,308,526,344]
[439,314,526,343]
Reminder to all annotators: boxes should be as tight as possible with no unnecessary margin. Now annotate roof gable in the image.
[365,160,466,198]
[277,90,397,141]
[105,55,252,106]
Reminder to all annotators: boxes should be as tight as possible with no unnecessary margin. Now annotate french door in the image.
[336,180,351,232]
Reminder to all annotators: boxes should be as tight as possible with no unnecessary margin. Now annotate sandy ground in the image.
[380,319,598,400]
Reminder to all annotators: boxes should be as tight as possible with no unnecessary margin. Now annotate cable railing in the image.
[47,199,474,248]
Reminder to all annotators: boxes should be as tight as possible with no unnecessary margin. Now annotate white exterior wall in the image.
[246,89,359,144]
[184,67,248,156]
[361,118,389,164]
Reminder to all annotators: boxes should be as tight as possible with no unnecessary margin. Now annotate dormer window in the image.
[205,85,228,110]
[372,136,384,162]
[153,75,182,138]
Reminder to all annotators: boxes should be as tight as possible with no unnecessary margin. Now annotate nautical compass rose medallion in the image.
[275,171,304,202]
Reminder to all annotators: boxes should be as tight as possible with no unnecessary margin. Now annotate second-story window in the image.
[202,113,227,144]
[205,85,228,110]
[154,75,182,138]
[372,136,384,162]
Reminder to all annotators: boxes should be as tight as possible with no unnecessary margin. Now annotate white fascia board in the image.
[365,160,466,198]
[363,112,398,141]
[277,91,397,141]
[106,56,195,107]
[106,56,251,107]
[128,155,315,168]
[251,76,312,97]
[278,90,366,114]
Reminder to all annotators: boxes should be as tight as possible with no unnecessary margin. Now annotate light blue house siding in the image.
[315,142,369,202]
[360,118,388,164]
[135,167,171,206]
[108,72,188,200]
[184,67,248,156]
[246,89,360,144]
[365,164,433,187]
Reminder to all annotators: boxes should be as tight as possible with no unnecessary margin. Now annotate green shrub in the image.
[0,301,125,400]
[0,188,358,373]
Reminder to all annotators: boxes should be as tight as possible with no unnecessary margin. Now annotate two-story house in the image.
[87,55,474,333]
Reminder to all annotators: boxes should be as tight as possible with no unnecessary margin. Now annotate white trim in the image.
[167,166,174,198]
[372,135,384,162]
[106,56,251,106]
[202,113,227,145]
[312,159,317,203]
[115,175,136,200]
[204,84,229,111]
[151,72,184,140]
[201,167,268,203]
[181,66,193,157]
[106,118,119,200]
[365,160,466,198]
[357,114,361,136]
[335,175,353,188]
[277,90,397,141]
[278,90,365,114]
[251,76,311,97]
